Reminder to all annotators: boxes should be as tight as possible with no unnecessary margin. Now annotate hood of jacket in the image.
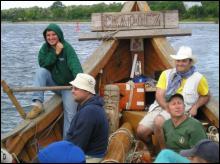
[78,95,104,110]
[43,23,64,43]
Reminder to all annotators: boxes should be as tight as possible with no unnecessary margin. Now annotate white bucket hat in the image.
[1,148,13,163]
[170,46,196,64]
[70,73,96,94]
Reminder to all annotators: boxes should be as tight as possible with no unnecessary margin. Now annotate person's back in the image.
[66,95,109,157]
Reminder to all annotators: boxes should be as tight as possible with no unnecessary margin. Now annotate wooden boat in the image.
[1,1,219,163]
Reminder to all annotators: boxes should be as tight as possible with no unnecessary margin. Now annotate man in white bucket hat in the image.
[137,46,210,146]
[65,73,109,163]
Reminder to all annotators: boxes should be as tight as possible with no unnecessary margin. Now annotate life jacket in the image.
[149,68,202,112]
[165,68,202,112]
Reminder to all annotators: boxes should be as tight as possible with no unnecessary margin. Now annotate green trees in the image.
[1,1,219,22]
[149,1,186,19]
[1,2,123,22]
[149,1,219,21]
[50,1,65,20]
[181,1,219,20]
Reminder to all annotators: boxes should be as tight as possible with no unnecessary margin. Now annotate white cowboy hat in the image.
[70,73,96,94]
[170,46,197,63]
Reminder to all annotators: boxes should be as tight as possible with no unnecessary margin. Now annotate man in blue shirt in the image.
[65,73,109,163]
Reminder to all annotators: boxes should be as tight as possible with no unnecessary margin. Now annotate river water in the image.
[1,23,219,134]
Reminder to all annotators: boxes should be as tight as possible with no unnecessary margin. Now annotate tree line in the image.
[1,1,219,22]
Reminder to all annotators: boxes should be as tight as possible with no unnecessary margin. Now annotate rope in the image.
[207,126,219,142]
[12,153,20,163]
[126,139,150,163]
[108,127,134,145]
[101,159,120,163]
[128,139,139,163]
[101,30,120,41]
[126,140,141,163]
[38,112,63,140]
[28,112,64,152]
[105,127,134,163]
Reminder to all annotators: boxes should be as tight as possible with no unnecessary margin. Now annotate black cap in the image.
[180,139,219,163]
[166,93,184,102]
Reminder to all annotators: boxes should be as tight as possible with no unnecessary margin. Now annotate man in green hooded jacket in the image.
[26,23,83,137]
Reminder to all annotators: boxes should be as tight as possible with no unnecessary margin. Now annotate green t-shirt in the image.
[163,117,207,152]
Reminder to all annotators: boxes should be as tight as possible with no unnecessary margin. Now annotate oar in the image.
[1,80,72,119]
[11,85,72,92]
[1,80,26,119]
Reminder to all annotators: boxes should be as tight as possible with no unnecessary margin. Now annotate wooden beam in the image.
[81,1,135,78]
[121,111,147,133]
[82,40,119,76]
[121,1,135,13]
[151,37,175,68]
[79,29,191,41]
[137,1,151,12]
[137,1,176,69]
[202,97,219,128]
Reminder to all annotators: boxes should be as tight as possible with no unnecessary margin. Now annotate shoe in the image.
[26,101,43,119]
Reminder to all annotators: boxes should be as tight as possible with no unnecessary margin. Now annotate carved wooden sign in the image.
[91,10,178,32]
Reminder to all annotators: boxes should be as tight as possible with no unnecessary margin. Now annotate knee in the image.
[154,115,165,128]
[136,125,150,137]
[36,67,50,77]
[137,125,144,136]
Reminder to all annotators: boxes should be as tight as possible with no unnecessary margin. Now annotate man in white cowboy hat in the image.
[137,46,210,145]
[65,73,109,163]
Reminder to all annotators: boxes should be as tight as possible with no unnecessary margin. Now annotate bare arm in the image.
[156,88,169,111]
[189,93,211,116]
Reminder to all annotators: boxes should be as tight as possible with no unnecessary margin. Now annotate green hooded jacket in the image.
[38,23,83,85]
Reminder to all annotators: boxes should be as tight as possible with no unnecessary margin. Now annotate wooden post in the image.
[1,80,26,119]
[102,122,134,163]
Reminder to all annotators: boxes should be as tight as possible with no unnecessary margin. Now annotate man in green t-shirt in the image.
[162,93,207,152]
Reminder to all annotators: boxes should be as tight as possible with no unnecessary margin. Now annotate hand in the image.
[189,104,198,117]
[164,103,169,112]
[55,42,63,55]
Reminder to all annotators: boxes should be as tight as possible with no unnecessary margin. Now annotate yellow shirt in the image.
[156,71,209,96]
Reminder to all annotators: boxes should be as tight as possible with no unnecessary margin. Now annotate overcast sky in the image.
[1,1,125,10]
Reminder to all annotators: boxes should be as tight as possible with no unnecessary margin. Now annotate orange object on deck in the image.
[115,82,145,111]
